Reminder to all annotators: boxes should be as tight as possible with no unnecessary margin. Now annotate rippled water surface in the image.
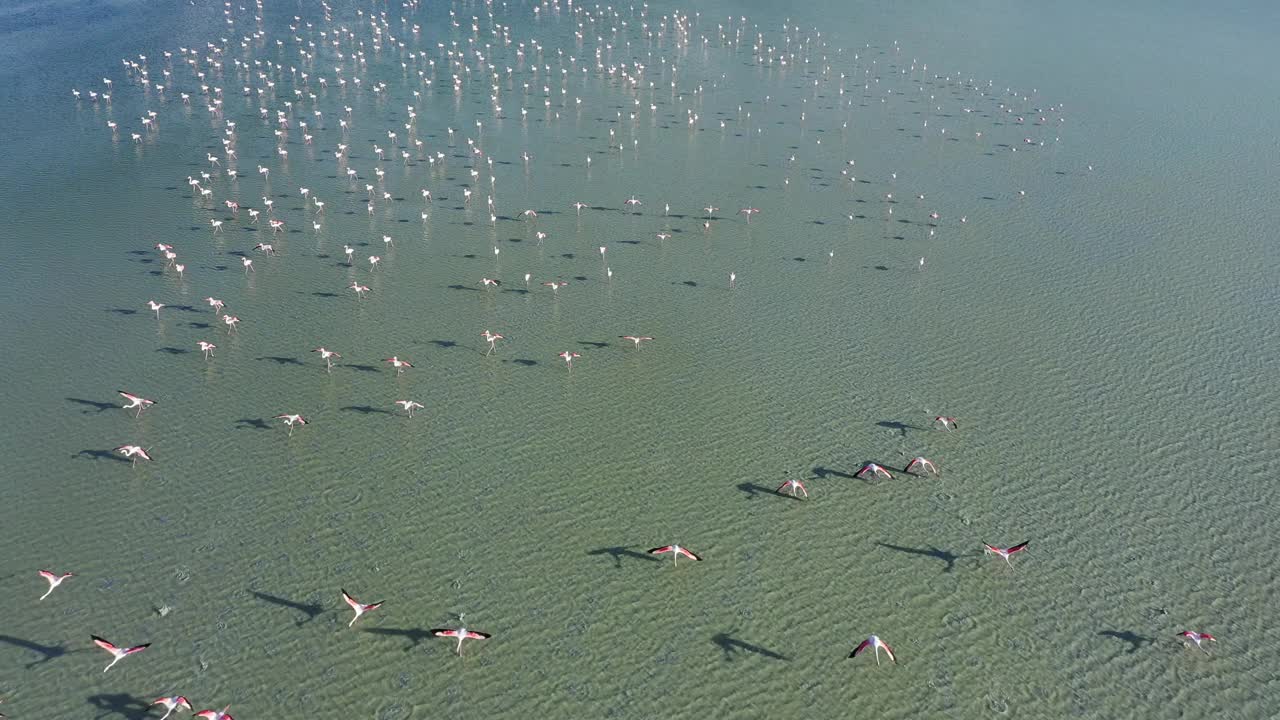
[2,0,1279,718]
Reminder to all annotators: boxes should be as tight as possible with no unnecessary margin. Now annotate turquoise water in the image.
[2,1,1279,718]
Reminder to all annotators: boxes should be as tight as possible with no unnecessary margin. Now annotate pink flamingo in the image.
[37,570,74,601]
[904,457,939,476]
[558,351,580,371]
[274,413,308,436]
[856,463,894,481]
[1178,631,1216,654]
[341,589,384,627]
[118,391,156,417]
[648,544,701,566]
[384,356,413,373]
[777,479,808,498]
[92,635,150,672]
[849,635,897,665]
[982,541,1029,568]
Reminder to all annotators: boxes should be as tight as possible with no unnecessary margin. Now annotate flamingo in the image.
[118,391,156,417]
[904,457,939,476]
[384,356,413,373]
[115,445,153,465]
[933,416,958,431]
[572,201,588,214]
[1178,631,1216,654]
[151,696,193,720]
[856,463,894,481]
[623,195,642,208]
[37,570,74,601]
[147,300,165,319]
[430,626,491,655]
[194,706,234,720]
[777,479,808,498]
[558,351,580,371]
[341,589,384,627]
[274,414,308,436]
[543,280,568,293]
[349,282,369,298]
[739,207,761,222]
[241,257,253,274]
[91,635,150,672]
[648,545,702,566]
[312,347,342,371]
[620,335,654,348]
[481,330,504,355]
[394,400,424,418]
[197,340,216,359]
[480,277,501,288]
[983,541,1029,568]
[222,314,240,333]
[849,635,897,665]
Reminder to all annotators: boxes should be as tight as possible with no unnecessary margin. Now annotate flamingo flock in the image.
[10,0,1227,717]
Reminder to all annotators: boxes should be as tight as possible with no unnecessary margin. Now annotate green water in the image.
[2,1,1279,718]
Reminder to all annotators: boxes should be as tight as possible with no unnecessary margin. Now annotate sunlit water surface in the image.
[2,0,1279,718]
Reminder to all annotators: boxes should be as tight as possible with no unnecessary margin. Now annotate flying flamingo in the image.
[194,706,234,720]
[982,541,1029,568]
[394,400,424,418]
[1178,631,1216,654]
[312,347,341,371]
[115,445,153,465]
[481,330,504,355]
[543,280,568,293]
[777,479,808,498]
[904,457,939,476]
[91,635,150,672]
[739,207,761,222]
[856,463,894,481]
[849,635,897,665]
[147,300,165,319]
[572,201,588,215]
[623,195,642,208]
[37,570,73,601]
[648,545,702,566]
[558,351,580,371]
[620,335,654,348]
[384,356,413,373]
[341,589,384,627]
[197,341,216,359]
[349,282,369,298]
[151,696,193,720]
[274,413,308,436]
[933,416,958,431]
[118,391,156,417]
[480,277,501,288]
[430,625,491,655]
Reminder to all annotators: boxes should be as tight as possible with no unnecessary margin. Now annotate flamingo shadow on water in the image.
[257,355,305,366]
[736,482,802,500]
[877,420,926,437]
[86,692,153,720]
[67,397,117,413]
[1098,630,1154,654]
[75,449,131,463]
[0,634,70,668]
[249,591,324,626]
[711,633,789,661]
[235,418,272,430]
[587,546,662,569]
[362,627,436,650]
[340,405,394,415]
[876,543,964,573]
[811,466,856,480]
